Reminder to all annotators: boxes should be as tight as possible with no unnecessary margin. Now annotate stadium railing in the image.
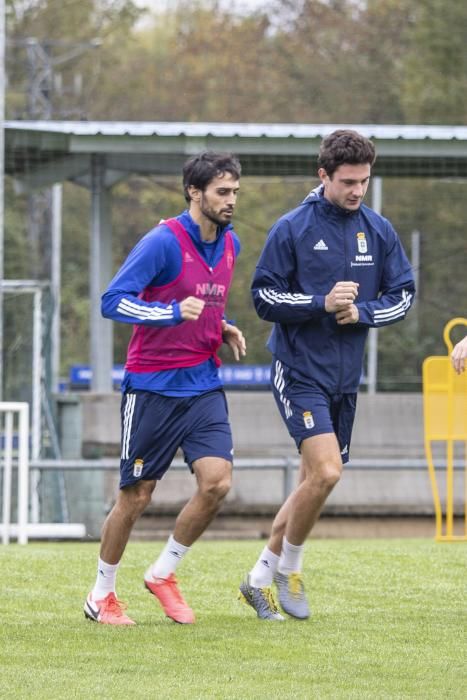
[27,455,463,500]
[0,401,86,544]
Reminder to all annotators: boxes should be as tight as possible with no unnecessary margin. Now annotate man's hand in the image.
[451,335,467,374]
[335,304,359,325]
[179,296,205,320]
[325,281,359,312]
[221,320,247,361]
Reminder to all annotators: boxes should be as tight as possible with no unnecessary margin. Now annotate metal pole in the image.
[367,177,382,394]
[32,288,42,460]
[2,410,13,544]
[411,230,420,292]
[411,229,420,335]
[90,154,113,392]
[0,402,30,545]
[17,402,30,544]
[0,0,5,401]
[30,288,42,523]
[51,183,62,391]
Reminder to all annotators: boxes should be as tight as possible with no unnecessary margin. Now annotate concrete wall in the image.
[76,391,426,459]
[54,390,465,536]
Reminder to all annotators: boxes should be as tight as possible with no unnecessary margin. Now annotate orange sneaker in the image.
[144,573,195,624]
[83,592,135,625]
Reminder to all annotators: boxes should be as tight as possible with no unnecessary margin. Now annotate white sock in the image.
[146,535,190,580]
[92,558,119,600]
[249,546,280,588]
[278,537,304,575]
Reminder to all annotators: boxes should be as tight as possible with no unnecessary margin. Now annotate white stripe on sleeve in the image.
[258,288,313,306]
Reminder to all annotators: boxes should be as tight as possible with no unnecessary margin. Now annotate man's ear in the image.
[187,185,201,202]
[318,167,329,185]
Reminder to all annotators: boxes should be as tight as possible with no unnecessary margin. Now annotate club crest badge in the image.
[356,232,368,254]
[303,411,315,429]
[133,458,144,477]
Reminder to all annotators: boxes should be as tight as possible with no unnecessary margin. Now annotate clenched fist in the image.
[325,281,359,313]
[179,296,205,321]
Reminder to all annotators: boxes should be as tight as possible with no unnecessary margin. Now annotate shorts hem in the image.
[295,427,336,450]
[119,475,161,489]
[186,451,234,471]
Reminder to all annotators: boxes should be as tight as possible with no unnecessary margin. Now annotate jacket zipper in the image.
[338,220,351,393]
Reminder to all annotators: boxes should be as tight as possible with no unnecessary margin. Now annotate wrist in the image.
[172,302,182,323]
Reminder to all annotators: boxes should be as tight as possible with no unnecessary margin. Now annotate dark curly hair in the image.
[318,130,376,178]
[183,151,241,203]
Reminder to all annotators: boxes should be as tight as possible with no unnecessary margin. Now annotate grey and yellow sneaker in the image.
[238,576,285,621]
[274,571,310,619]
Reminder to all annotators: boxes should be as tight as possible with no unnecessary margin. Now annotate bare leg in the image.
[173,457,232,546]
[143,460,231,625]
[100,479,157,564]
[268,433,342,551]
[267,459,307,554]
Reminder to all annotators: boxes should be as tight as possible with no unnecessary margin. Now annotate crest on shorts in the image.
[303,411,315,429]
[133,458,144,477]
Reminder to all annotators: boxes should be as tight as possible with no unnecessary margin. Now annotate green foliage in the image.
[6,0,467,123]
[0,540,465,699]
[6,0,143,118]
[3,179,28,279]
[375,178,467,389]
[400,0,467,123]
[86,2,275,121]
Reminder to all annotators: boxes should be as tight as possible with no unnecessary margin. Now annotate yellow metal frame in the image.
[422,318,467,541]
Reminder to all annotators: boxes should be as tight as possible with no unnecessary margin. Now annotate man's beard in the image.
[200,199,232,226]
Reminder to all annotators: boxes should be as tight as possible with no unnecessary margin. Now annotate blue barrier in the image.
[68,364,271,389]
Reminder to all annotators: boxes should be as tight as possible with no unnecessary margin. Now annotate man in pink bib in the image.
[84,152,245,625]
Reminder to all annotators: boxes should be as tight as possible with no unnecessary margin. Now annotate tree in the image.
[400,0,467,123]
[86,1,275,121]
[5,0,143,118]
[267,0,412,123]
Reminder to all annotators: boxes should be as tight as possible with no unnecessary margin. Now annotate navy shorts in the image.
[119,389,233,488]
[271,359,357,463]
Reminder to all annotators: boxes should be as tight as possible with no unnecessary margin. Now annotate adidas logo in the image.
[313,239,328,251]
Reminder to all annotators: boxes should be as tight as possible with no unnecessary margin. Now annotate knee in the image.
[133,487,153,514]
[313,462,342,492]
[201,472,232,503]
[120,483,154,520]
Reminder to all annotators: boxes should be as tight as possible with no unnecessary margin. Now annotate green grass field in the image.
[0,539,465,699]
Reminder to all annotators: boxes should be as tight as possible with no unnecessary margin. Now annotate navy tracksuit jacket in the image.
[251,188,415,394]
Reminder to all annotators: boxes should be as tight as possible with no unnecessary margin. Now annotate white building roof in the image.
[5,120,467,189]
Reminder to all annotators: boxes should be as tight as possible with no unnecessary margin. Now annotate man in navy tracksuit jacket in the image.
[239,130,415,622]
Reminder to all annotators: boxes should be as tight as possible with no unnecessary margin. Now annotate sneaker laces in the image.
[288,573,305,598]
[260,586,281,614]
[160,575,186,605]
[105,594,129,617]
